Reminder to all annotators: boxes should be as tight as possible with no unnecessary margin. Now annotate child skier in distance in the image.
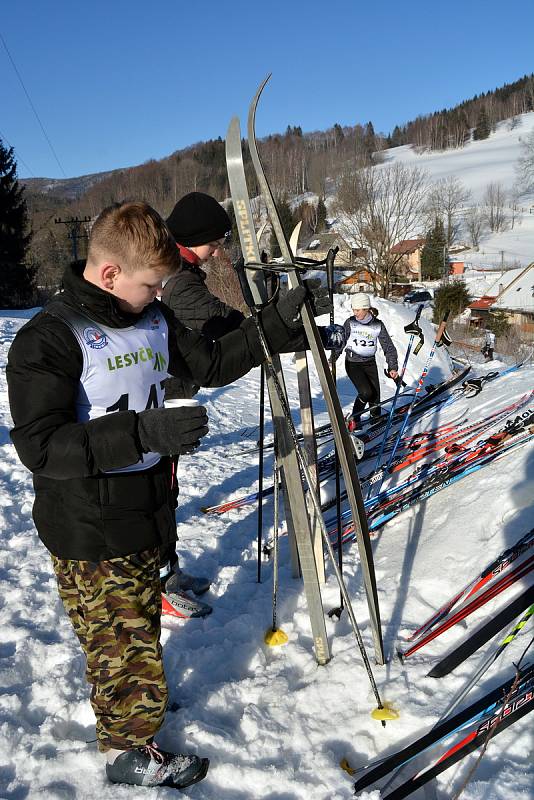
[482,328,496,361]
[343,293,398,423]
[6,201,324,791]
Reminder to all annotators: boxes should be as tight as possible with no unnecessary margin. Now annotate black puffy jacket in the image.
[6,263,293,561]
[161,254,245,399]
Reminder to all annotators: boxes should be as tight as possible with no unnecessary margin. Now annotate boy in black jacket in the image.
[6,201,321,790]
[160,192,241,616]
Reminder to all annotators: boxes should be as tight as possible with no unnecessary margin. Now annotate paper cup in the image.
[164,398,200,409]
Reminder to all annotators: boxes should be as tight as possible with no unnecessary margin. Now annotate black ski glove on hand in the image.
[137,406,209,456]
[276,279,332,330]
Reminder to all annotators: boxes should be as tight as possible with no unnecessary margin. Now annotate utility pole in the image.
[54,216,92,261]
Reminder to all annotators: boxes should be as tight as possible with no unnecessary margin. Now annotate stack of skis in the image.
[204,367,534,547]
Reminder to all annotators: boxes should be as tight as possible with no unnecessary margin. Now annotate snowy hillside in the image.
[1,298,533,799]
[382,114,534,203]
[327,112,534,272]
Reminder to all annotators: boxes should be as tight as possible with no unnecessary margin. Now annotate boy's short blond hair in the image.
[87,201,181,273]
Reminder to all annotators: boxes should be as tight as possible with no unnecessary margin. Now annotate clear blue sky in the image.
[2,0,534,179]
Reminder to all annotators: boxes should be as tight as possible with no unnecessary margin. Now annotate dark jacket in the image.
[6,263,294,562]
[162,251,245,399]
[161,250,309,398]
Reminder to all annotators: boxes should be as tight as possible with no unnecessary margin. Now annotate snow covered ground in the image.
[1,297,533,799]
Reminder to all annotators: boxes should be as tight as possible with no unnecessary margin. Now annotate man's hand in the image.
[137,406,209,456]
[276,279,333,330]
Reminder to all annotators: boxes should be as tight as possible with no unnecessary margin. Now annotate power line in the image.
[0,31,67,178]
[0,127,36,177]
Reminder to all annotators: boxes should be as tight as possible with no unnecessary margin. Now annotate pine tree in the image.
[420,218,447,279]
[316,196,327,232]
[270,196,295,257]
[363,121,376,159]
[390,125,404,147]
[333,123,344,145]
[473,107,490,140]
[0,139,35,308]
[432,280,471,324]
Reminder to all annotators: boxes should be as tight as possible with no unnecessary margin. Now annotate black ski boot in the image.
[106,742,209,789]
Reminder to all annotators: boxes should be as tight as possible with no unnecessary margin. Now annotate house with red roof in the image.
[390,238,426,282]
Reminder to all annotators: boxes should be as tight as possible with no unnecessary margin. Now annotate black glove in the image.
[137,406,209,456]
[276,279,333,330]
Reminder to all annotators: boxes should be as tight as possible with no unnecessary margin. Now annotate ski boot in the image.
[106,742,209,789]
[171,568,211,596]
[346,414,361,433]
[162,572,212,619]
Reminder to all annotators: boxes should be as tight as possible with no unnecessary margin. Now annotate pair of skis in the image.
[226,77,385,671]
[324,395,534,538]
[398,528,534,658]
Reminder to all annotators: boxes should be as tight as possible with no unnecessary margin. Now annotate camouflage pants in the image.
[51,548,168,752]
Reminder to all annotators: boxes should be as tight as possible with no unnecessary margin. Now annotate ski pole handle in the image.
[233,256,257,309]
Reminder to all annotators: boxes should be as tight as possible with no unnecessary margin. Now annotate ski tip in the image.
[264,627,289,647]
[371,703,400,722]
[426,667,442,679]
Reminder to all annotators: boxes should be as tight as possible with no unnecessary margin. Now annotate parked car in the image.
[403,289,433,307]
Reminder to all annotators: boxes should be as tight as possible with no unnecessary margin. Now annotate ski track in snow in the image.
[0,301,533,800]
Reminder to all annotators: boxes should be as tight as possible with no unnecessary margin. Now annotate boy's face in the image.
[111,266,171,314]
[190,238,226,263]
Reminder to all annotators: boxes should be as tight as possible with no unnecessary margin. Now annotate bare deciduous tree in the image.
[483,182,507,232]
[335,163,428,297]
[425,176,471,246]
[508,184,523,230]
[516,128,534,191]
[463,206,485,248]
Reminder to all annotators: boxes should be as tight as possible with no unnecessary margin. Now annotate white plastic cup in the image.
[164,398,200,409]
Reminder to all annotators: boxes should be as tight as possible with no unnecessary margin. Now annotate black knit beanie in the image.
[166,192,231,247]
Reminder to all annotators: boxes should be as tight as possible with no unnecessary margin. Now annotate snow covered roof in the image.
[303,232,350,250]
[493,262,534,312]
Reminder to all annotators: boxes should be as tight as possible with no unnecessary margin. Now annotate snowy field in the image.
[0,296,533,799]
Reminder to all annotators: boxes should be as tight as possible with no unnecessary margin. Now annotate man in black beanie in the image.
[159,192,246,619]
[166,192,232,254]
[160,191,333,620]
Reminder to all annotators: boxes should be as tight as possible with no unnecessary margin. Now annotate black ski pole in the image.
[325,247,344,620]
[257,363,265,583]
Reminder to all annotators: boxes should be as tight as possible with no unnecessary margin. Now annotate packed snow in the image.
[1,295,532,799]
